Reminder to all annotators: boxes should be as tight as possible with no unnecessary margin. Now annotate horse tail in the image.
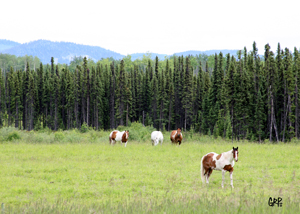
[200,155,206,184]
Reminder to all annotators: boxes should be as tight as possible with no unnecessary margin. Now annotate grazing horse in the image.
[151,131,164,146]
[170,128,183,145]
[109,130,129,147]
[200,147,239,188]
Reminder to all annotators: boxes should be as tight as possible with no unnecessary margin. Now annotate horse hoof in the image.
[231,185,234,188]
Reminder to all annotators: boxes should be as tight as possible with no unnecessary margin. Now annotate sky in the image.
[1,0,299,56]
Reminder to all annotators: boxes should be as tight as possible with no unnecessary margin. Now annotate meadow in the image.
[0,123,299,213]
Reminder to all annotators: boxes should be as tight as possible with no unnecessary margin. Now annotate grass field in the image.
[0,125,300,213]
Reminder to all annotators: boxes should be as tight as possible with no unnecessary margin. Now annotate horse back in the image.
[110,130,119,139]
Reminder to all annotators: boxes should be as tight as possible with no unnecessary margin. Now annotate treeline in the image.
[0,54,41,73]
[0,42,299,142]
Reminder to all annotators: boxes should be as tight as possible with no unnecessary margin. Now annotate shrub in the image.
[81,123,89,133]
[54,132,65,142]
[117,122,156,142]
[6,131,21,141]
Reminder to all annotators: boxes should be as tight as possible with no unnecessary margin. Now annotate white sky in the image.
[1,0,299,55]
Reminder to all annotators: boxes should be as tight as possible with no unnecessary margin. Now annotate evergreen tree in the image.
[182,57,193,131]
[115,60,126,126]
[158,69,167,131]
[124,71,133,126]
[151,72,158,129]
[293,48,300,138]
[0,69,5,127]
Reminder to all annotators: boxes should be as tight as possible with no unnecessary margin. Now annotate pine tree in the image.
[7,67,14,126]
[109,62,116,128]
[124,71,133,126]
[26,69,35,130]
[293,48,300,138]
[74,67,80,129]
[158,69,166,131]
[151,71,158,129]
[275,44,285,140]
[54,65,60,130]
[0,69,5,127]
[255,75,267,142]
[65,67,74,129]
[182,57,193,131]
[115,60,126,126]
[283,48,295,141]
[167,68,174,131]
[143,60,152,117]
[266,51,279,142]
[60,66,68,129]
[37,63,44,127]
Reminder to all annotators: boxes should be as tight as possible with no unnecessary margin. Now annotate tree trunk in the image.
[126,103,129,127]
[270,91,279,142]
[168,101,172,131]
[282,81,287,142]
[15,100,19,128]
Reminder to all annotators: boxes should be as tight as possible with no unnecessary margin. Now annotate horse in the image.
[109,130,129,147]
[170,128,183,145]
[200,147,239,188]
[151,131,164,146]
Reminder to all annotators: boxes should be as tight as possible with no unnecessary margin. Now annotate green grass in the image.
[0,126,299,213]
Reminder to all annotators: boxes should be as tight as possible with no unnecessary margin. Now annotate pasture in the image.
[0,125,299,213]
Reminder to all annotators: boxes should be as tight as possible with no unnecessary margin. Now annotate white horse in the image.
[200,147,239,188]
[151,131,163,146]
[109,130,129,147]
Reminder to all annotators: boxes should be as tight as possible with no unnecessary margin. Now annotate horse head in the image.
[125,130,129,140]
[176,128,181,138]
[232,147,238,162]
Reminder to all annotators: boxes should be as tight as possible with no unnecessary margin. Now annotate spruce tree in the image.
[182,57,193,131]
[115,60,126,126]
[0,69,5,127]
[151,72,158,129]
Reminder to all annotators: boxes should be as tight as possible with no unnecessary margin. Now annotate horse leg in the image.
[207,169,213,182]
[204,169,209,184]
[206,169,212,184]
[179,141,181,145]
[125,141,128,147]
[230,171,234,188]
[222,170,225,188]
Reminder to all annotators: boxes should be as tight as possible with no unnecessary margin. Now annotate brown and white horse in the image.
[200,147,239,188]
[109,130,129,147]
[170,128,183,145]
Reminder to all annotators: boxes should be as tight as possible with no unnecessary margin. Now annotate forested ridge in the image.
[0,42,299,142]
[0,39,238,64]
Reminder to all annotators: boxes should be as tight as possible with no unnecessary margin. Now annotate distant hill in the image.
[0,40,124,64]
[0,39,21,52]
[0,39,239,64]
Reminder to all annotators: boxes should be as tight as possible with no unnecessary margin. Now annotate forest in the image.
[0,41,299,143]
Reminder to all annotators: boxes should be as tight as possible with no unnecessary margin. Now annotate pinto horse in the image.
[170,128,183,145]
[109,130,129,147]
[200,147,239,188]
[151,131,164,146]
